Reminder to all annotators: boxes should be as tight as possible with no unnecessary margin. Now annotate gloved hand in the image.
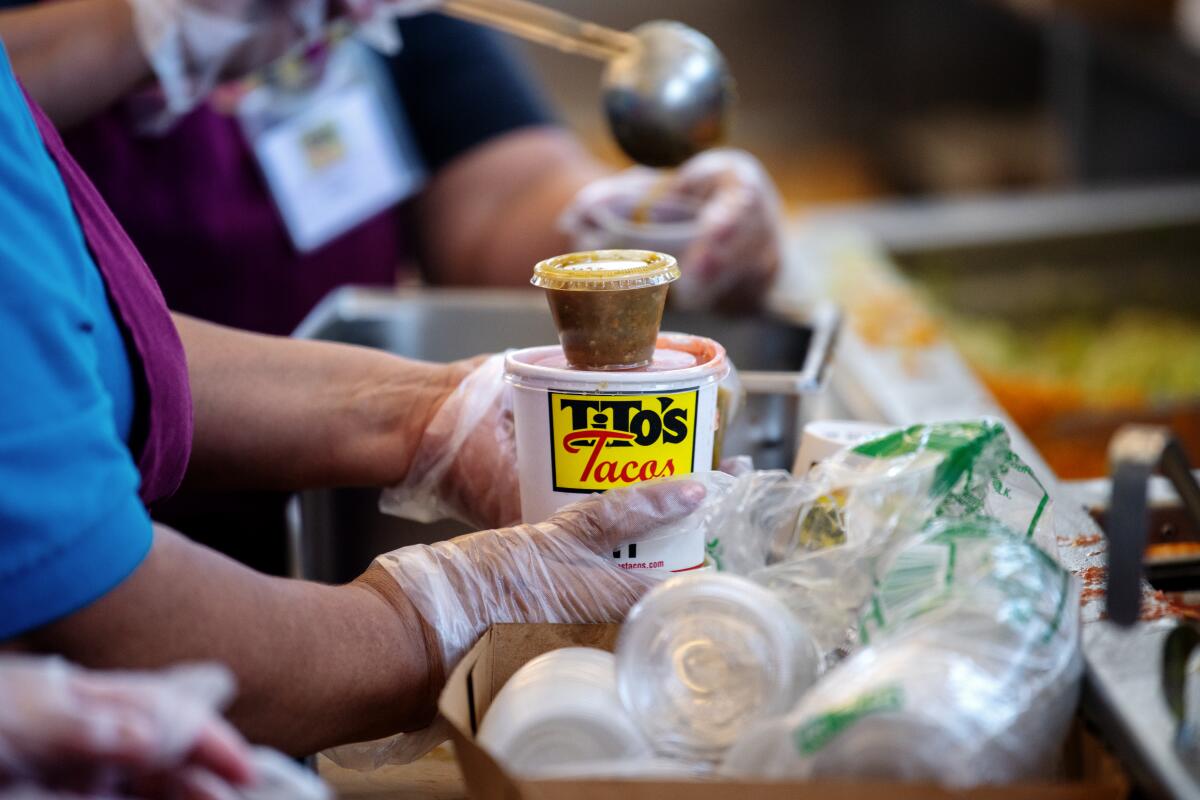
[334,478,706,768]
[560,149,784,312]
[342,0,441,53]
[380,353,519,531]
[126,0,325,128]
[0,657,329,799]
[125,0,440,128]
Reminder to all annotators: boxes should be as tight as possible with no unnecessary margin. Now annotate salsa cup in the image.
[532,250,680,371]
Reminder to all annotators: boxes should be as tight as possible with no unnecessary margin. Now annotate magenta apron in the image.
[24,90,193,505]
[60,103,404,337]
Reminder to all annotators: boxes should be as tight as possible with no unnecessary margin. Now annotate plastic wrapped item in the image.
[477,648,650,776]
[707,420,1057,655]
[380,353,521,530]
[801,420,1057,556]
[0,656,328,799]
[722,518,1082,787]
[615,574,819,764]
[332,477,707,769]
[559,150,782,311]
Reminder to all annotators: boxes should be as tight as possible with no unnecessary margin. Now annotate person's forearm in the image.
[19,526,438,755]
[416,126,610,286]
[174,313,463,491]
[0,0,150,129]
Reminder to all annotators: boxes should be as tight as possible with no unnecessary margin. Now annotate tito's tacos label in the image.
[548,389,698,493]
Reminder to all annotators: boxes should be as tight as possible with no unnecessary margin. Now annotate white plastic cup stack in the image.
[721,625,1079,786]
[722,521,1083,787]
[476,648,652,777]
[569,185,702,257]
[615,574,820,763]
[721,636,988,784]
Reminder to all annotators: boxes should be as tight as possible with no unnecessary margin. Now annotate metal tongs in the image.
[440,0,734,167]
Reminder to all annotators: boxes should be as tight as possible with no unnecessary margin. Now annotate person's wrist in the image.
[398,358,466,435]
[346,357,463,486]
[351,563,446,729]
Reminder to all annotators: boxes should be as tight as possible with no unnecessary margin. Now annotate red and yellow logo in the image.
[549,390,698,493]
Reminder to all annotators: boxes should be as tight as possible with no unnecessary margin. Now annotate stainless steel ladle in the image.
[442,0,735,167]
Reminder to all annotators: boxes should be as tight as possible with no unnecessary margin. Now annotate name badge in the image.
[238,38,424,253]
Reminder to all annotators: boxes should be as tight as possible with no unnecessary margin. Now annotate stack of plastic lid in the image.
[615,574,820,762]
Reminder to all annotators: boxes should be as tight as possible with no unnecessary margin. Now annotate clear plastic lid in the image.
[615,574,820,763]
[531,250,681,291]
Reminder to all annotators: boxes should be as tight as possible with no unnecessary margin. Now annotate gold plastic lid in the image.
[531,250,681,291]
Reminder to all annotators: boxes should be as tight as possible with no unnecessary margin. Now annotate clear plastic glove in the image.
[380,353,519,531]
[560,149,783,312]
[333,478,707,769]
[0,657,328,800]
[0,657,246,792]
[126,0,439,128]
[126,0,325,129]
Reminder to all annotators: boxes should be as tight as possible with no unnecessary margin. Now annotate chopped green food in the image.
[944,309,1200,406]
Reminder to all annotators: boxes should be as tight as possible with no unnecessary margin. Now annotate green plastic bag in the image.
[706,419,1058,655]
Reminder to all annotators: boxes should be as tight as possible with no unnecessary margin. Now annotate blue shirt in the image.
[0,42,150,639]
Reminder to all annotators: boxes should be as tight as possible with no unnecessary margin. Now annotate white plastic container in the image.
[505,332,729,573]
[477,647,650,777]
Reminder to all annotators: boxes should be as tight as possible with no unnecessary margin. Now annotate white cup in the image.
[505,335,727,573]
[570,188,703,260]
[793,420,894,476]
[477,648,651,777]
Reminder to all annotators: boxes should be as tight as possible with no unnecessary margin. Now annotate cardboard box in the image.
[439,624,1130,800]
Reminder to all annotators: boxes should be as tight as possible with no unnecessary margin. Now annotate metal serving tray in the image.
[291,287,838,584]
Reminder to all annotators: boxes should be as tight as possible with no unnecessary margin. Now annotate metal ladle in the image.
[441,0,734,167]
